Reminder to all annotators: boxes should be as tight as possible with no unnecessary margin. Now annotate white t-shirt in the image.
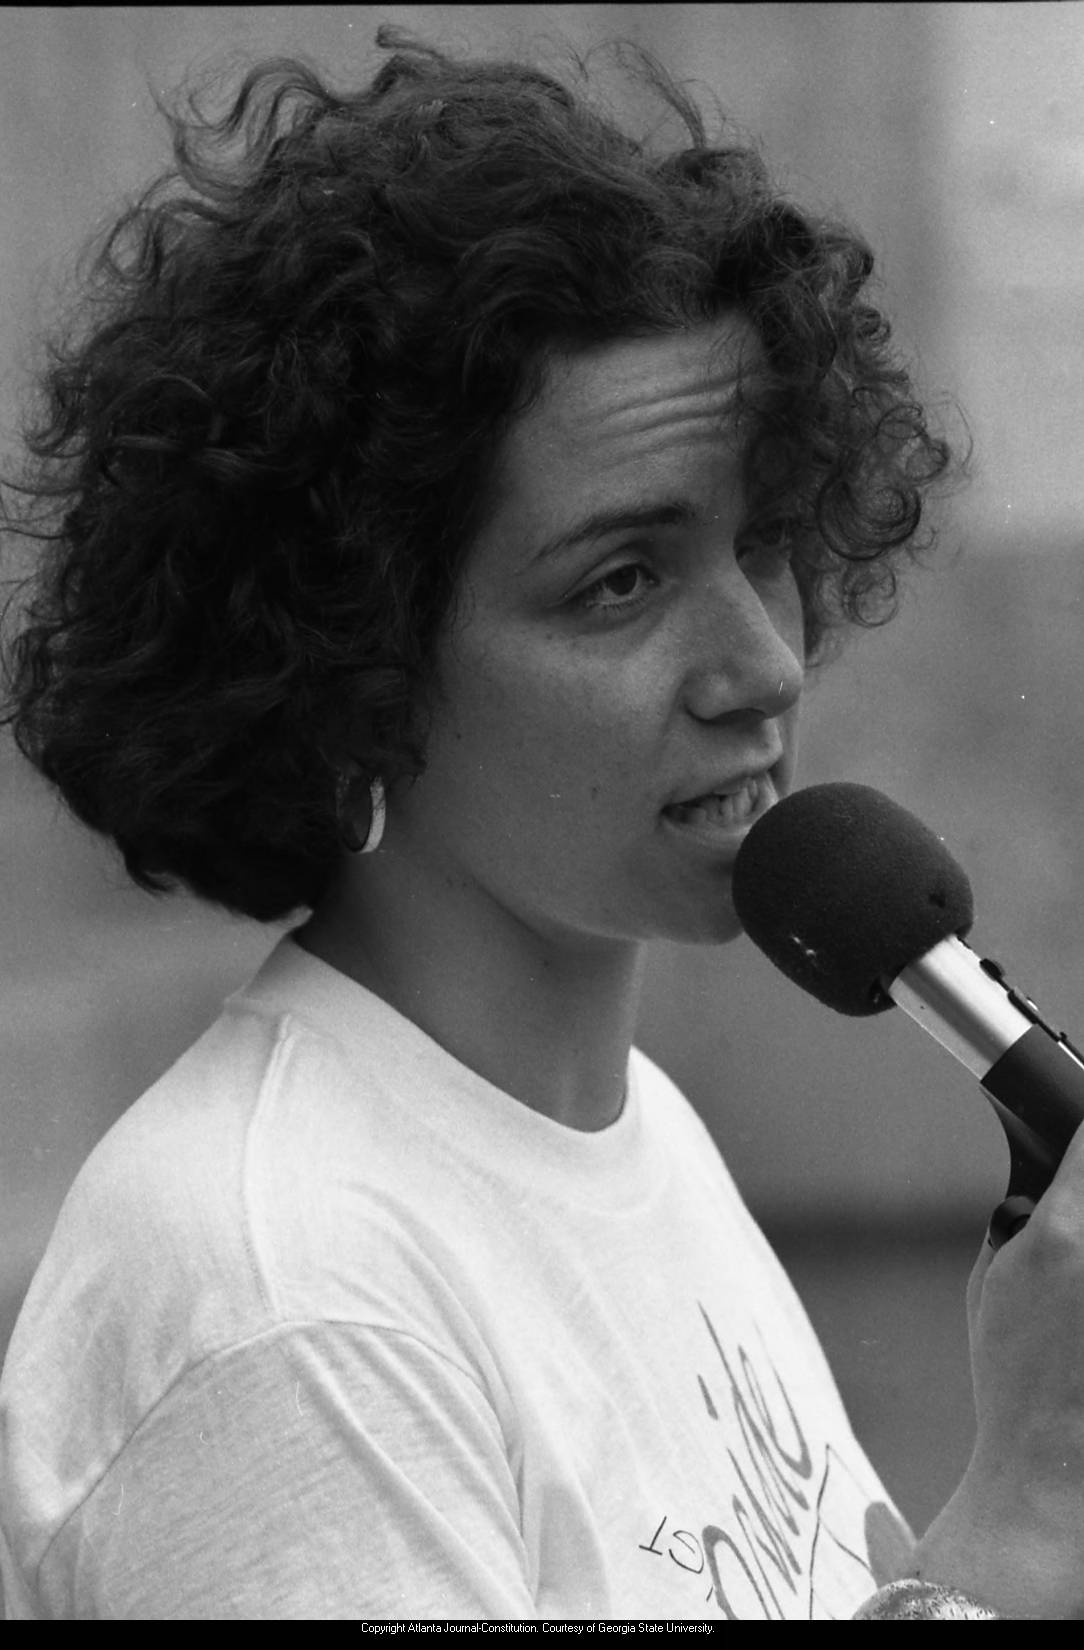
[0,935,911,1620]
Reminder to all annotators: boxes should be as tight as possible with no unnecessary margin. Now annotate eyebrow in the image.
[530,499,699,566]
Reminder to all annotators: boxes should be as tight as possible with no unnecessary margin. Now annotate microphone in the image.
[731,782,1084,1246]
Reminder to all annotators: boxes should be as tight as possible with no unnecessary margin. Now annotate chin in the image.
[646,896,746,948]
[676,917,746,948]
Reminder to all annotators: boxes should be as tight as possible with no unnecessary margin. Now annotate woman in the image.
[1,30,1081,1622]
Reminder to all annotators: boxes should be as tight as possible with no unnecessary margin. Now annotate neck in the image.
[295,853,646,1131]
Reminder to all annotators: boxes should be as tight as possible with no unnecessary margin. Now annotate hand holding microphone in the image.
[733,783,1084,1617]
[732,782,1084,1247]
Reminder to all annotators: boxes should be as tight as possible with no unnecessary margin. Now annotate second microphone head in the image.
[731,782,975,1016]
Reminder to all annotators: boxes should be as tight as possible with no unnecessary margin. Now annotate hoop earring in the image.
[336,772,386,855]
[360,777,386,854]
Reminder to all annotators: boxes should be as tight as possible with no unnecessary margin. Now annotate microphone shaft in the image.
[890,935,1032,1077]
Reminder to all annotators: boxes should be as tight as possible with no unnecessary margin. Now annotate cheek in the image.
[443,641,650,814]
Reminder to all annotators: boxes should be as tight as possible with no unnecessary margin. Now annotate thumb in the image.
[965,1195,1035,1330]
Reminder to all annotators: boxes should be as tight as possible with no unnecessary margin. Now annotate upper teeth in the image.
[672,777,761,824]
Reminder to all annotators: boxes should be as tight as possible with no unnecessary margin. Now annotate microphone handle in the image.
[982,1023,1084,1246]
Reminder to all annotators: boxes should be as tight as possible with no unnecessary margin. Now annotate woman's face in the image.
[389,316,804,950]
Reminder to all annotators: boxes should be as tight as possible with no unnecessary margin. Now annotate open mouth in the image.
[663,774,773,829]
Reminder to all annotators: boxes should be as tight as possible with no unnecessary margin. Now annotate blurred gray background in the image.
[2,4,1082,1543]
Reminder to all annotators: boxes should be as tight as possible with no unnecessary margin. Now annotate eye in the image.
[574,560,659,615]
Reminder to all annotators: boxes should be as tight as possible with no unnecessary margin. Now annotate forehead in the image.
[494,315,759,519]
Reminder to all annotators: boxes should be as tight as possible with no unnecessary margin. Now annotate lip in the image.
[665,761,783,813]
[660,768,780,853]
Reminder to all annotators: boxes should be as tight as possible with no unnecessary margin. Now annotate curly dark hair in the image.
[0,29,958,923]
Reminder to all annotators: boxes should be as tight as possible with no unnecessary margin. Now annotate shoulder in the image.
[3,938,404,1387]
[3,993,303,1410]
[30,940,460,1343]
[0,948,509,1600]
[12,935,523,1386]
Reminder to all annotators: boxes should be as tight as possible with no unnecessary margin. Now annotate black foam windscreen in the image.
[731,782,974,1016]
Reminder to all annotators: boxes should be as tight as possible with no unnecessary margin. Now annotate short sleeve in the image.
[35,1322,536,1621]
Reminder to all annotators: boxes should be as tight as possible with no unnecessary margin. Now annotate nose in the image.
[680,568,804,724]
